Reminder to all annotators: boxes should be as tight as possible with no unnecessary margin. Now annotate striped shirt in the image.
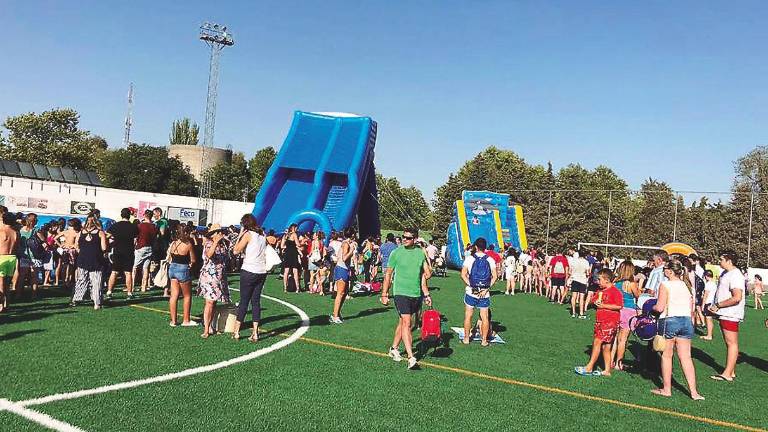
[645,266,667,296]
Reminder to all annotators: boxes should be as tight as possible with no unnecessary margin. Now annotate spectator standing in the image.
[753,274,764,310]
[0,207,18,312]
[380,227,432,370]
[612,261,640,371]
[549,251,570,304]
[133,210,157,295]
[106,208,138,299]
[574,268,622,376]
[198,224,230,338]
[503,249,518,295]
[71,214,107,310]
[651,259,704,400]
[280,224,301,293]
[569,250,590,319]
[231,214,268,342]
[707,252,746,382]
[16,213,39,300]
[639,251,669,308]
[167,225,197,327]
[330,227,356,324]
[460,238,497,346]
[699,270,717,340]
[379,233,398,271]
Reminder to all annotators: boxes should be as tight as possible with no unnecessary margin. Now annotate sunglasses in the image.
[402,235,415,240]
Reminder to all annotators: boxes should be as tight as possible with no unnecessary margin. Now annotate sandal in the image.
[248,334,259,343]
[231,332,240,341]
[710,374,733,382]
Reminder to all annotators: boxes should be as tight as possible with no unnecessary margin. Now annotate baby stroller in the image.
[629,299,659,341]
[433,256,447,277]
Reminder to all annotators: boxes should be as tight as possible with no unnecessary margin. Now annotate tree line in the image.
[4,108,763,267]
[432,146,768,267]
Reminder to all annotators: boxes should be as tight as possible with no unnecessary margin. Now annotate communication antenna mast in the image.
[122,83,134,147]
[198,22,234,209]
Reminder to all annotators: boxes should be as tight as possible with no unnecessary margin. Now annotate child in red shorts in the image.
[575,268,624,376]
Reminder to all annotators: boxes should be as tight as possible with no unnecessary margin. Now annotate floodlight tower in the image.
[198,22,234,209]
[122,83,134,147]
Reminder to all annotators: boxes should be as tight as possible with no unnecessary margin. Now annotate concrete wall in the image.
[0,176,253,226]
[168,145,232,179]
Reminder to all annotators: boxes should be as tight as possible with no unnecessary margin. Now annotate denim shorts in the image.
[658,316,694,340]
[168,263,191,283]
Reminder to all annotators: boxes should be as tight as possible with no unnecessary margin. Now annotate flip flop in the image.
[710,374,733,382]
[574,366,595,376]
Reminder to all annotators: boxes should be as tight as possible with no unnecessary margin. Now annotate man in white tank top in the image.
[707,251,745,382]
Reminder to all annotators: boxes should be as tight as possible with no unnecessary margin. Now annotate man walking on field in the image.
[381,227,432,370]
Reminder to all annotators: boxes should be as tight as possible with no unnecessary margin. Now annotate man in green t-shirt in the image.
[381,227,432,370]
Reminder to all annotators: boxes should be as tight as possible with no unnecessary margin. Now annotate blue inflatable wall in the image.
[445,191,528,269]
[252,111,381,242]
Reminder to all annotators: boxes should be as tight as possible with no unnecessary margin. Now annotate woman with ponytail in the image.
[651,259,704,400]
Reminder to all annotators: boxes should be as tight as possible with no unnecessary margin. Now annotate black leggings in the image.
[236,270,267,323]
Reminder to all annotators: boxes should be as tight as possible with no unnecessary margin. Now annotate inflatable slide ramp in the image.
[252,111,380,241]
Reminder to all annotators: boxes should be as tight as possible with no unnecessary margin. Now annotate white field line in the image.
[0,399,86,432]
[16,294,309,407]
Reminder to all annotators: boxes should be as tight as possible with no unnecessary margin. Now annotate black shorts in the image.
[394,295,421,316]
[111,252,134,273]
[571,281,587,294]
[587,282,599,292]
[551,277,566,287]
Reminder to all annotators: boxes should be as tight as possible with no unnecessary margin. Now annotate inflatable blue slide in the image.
[252,111,380,242]
[445,191,528,269]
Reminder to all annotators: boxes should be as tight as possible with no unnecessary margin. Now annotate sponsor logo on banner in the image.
[167,206,201,224]
[70,201,95,215]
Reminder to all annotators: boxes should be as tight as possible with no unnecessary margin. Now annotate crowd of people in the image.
[0,203,759,381]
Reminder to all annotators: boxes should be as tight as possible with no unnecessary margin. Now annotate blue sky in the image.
[1,1,766,200]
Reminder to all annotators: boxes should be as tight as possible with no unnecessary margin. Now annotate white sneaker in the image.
[407,357,418,370]
[388,347,402,362]
[329,315,343,324]
[181,321,199,327]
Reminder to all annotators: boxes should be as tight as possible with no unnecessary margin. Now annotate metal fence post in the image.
[545,190,552,255]
[747,192,755,268]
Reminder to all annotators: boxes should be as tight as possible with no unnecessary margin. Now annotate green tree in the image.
[377,174,433,231]
[169,118,200,146]
[247,146,277,199]
[0,108,107,170]
[99,144,199,196]
[208,152,251,201]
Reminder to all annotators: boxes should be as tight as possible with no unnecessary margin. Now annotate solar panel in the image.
[18,161,36,178]
[2,160,20,176]
[60,167,77,183]
[47,166,64,182]
[32,164,50,180]
[74,169,91,184]
[86,171,103,186]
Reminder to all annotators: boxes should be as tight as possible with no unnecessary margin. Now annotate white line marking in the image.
[17,294,309,407]
[0,399,86,432]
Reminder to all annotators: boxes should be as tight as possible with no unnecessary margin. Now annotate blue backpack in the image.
[469,253,492,289]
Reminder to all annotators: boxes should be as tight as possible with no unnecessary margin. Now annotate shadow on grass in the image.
[0,309,76,325]
[737,351,768,374]
[691,346,724,373]
[0,328,44,341]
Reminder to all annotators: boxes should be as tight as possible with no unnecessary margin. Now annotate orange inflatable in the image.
[661,242,697,257]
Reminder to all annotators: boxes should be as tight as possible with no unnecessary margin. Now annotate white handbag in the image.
[265,245,281,271]
[153,260,169,287]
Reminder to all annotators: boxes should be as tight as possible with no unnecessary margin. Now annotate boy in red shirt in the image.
[575,268,623,376]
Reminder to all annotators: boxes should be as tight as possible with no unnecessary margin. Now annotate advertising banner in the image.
[70,201,96,215]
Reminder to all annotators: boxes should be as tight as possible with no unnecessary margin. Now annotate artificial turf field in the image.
[1,271,767,432]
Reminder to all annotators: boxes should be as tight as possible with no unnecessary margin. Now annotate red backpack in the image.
[420,307,441,342]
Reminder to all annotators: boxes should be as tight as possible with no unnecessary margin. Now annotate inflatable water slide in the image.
[251,111,380,242]
[445,191,528,269]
